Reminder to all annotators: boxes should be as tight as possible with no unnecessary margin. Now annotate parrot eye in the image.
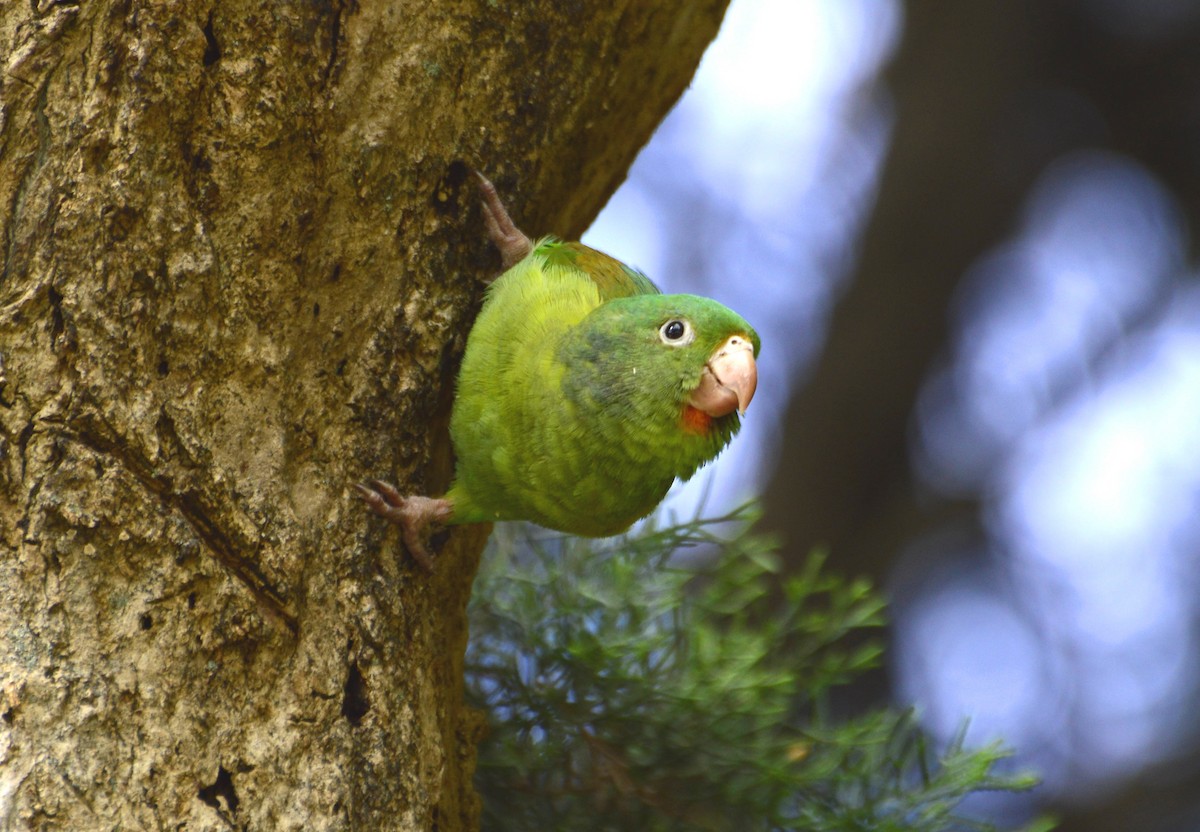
[659,319,694,346]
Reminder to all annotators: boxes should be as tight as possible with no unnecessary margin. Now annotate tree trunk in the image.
[0,1,727,829]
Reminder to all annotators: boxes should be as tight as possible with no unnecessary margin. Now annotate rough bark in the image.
[0,1,727,829]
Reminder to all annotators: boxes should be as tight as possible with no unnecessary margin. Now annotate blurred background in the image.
[582,1,1200,830]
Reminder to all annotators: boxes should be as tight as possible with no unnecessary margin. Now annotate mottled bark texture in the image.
[0,1,727,829]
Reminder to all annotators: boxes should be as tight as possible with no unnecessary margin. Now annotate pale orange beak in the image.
[687,335,758,417]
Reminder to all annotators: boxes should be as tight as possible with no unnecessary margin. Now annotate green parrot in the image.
[357,173,759,568]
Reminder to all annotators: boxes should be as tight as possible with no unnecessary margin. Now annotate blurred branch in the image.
[762,1,1051,582]
[760,8,1200,780]
[763,0,1200,593]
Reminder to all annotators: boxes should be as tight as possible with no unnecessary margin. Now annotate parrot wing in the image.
[535,238,661,300]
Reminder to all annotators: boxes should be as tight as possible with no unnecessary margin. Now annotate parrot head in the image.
[563,293,760,452]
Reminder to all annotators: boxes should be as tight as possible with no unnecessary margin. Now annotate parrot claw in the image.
[355,480,454,571]
[475,170,533,270]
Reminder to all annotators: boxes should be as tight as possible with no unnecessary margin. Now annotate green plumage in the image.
[446,238,760,536]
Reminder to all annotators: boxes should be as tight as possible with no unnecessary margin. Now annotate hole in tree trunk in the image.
[197,765,239,814]
[202,11,221,66]
[341,661,370,726]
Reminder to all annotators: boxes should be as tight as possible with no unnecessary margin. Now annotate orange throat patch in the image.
[681,404,714,435]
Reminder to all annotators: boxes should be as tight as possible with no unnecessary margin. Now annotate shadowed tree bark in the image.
[0,1,727,828]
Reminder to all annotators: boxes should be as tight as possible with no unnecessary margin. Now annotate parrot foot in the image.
[355,479,454,571]
[475,170,533,269]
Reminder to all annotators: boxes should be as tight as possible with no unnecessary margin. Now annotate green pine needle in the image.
[467,501,1055,832]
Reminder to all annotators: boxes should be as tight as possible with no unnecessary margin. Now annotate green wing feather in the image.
[536,238,660,300]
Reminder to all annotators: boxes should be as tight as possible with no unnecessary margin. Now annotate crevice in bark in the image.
[321,0,350,84]
[0,354,10,408]
[202,11,221,67]
[175,490,297,626]
[64,413,300,635]
[17,420,34,478]
[341,660,370,726]
[46,285,63,344]
[198,765,240,818]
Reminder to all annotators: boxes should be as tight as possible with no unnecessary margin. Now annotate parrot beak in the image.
[688,334,758,417]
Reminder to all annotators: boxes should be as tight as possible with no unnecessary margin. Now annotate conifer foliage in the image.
[467,504,1053,831]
